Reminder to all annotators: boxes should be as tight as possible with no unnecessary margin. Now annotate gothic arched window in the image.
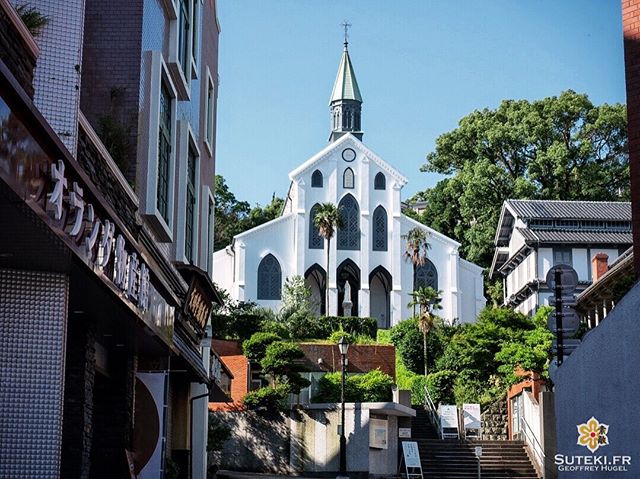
[337,194,360,250]
[372,205,387,251]
[414,259,438,291]
[309,203,324,250]
[374,172,386,190]
[343,168,354,189]
[311,170,323,188]
[257,254,282,300]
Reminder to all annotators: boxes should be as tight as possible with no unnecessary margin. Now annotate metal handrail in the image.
[519,415,545,467]
[423,384,442,439]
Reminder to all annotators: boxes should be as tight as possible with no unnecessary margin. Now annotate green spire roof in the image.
[330,46,362,103]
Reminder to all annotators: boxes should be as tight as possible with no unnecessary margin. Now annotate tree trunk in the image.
[325,237,331,317]
[423,328,428,377]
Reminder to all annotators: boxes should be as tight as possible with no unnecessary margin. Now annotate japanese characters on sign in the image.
[45,158,151,312]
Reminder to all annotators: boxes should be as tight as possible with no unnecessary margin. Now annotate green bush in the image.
[390,317,448,375]
[242,332,281,362]
[312,370,393,403]
[242,385,290,411]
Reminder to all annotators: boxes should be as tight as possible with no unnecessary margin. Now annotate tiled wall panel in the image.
[0,269,69,478]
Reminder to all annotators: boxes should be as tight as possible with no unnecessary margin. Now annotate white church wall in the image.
[459,259,484,324]
[212,246,235,294]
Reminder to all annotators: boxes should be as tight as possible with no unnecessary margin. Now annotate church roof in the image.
[330,46,362,103]
[288,133,408,187]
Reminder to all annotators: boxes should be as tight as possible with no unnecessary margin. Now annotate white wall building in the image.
[214,42,484,327]
[490,199,632,315]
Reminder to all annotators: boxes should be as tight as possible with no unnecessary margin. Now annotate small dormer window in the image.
[312,170,323,188]
[343,168,354,189]
[374,172,386,190]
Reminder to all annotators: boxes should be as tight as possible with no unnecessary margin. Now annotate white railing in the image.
[423,384,442,439]
[519,414,545,470]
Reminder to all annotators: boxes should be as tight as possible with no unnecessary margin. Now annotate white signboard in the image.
[135,373,167,479]
[369,418,388,449]
[463,403,481,430]
[439,405,458,428]
[399,427,412,438]
[402,441,422,468]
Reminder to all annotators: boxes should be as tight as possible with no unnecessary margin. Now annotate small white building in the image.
[490,199,632,315]
[214,42,484,327]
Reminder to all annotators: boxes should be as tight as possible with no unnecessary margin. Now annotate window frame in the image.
[374,172,386,190]
[337,194,361,251]
[173,120,200,263]
[257,253,282,300]
[311,169,323,188]
[343,167,355,189]
[141,51,177,242]
[309,203,324,249]
[168,0,193,99]
[204,67,215,157]
[200,185,215,277]
[372,205,388,251]
[414,259,438,291]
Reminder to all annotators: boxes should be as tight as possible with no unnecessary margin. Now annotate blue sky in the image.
[215,1,625,206]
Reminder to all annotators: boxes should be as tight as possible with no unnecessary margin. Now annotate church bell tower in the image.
[329,25,363,142]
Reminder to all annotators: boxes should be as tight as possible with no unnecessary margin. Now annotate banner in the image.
[134,372,167,479]
[463,403,481,430]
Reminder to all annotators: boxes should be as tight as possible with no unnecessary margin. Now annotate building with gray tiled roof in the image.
[490,199,632,314]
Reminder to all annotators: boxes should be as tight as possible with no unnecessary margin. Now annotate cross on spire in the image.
[342,20,352,49]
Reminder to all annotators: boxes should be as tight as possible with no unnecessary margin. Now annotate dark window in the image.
[414,259,438,290]
[257,254,282,300]
[311,170,323,188]
[553,248,572,266]
[337,194,360,250]
[157,82,172,223]
[372,205,387,251]
[205,78,214,146]
[178,0,191,77]
[185,147,196,263]
[309,204,324,249]
[374,172,386,190]
[343,168,354,189]
[207,198,214,272]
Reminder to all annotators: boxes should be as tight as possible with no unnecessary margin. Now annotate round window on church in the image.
[342,148,356,162]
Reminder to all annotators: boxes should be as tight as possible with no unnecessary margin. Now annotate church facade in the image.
[213,42,484,328]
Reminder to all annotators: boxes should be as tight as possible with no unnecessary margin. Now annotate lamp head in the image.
[338,335,350,356]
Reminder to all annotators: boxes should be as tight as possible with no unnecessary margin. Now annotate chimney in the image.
[591,253,609,282]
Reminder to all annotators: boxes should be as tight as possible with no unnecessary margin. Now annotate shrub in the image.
[312,370,393,403]
[242,385,290,411]
[390,317,448,375]
[410,370,457,406]
[242,332,281,362]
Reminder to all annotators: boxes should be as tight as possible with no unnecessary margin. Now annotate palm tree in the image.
[402,227,431,316]
[313,203,344,316]
[408,286,442,377]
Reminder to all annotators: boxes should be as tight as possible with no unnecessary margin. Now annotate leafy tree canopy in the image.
[214,175,284,251]
[411,90,628,267]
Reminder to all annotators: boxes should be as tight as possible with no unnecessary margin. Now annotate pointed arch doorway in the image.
[304,264,326,316]
[337,259,360,317]
[369,266,391,329]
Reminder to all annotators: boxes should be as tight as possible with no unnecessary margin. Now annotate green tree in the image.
[408,286,443,377]
[313,203,344,316]
[242,332,282,362]
[213,175,284,251]
[415,91,628,267]
[260,342,310,394]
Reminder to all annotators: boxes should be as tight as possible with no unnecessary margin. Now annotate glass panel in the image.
[309,204,324,249]
[343,168,354,189]
[257,254,282,299]
[311,170,323,188]
[337,194,360,250]
[178,0,191,77]
[157,82,172,222]
[374,172,385,190]
[414,259,438,290]
[372,206,387,251]
[185,148,196,263]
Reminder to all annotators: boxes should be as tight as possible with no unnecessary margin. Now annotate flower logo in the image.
[577,417,609,453]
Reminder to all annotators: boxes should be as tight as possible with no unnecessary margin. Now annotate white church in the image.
[213,41,485,328]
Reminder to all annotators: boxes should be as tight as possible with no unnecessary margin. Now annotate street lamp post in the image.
[338,335,350,479]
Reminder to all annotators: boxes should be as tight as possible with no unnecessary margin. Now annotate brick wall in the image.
[80,0,143,183]
[0,3,37,97]
[623,0,640,277]
[298,343,396,379]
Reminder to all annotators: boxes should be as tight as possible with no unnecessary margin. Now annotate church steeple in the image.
[329,24,363,142]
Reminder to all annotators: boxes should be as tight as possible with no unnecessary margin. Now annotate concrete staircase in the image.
[410,407,540,479]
